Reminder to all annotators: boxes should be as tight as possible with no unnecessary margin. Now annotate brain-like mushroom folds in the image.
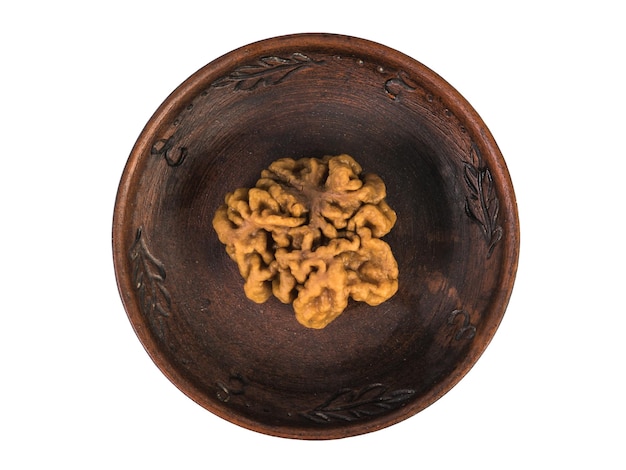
[212,154,398,329]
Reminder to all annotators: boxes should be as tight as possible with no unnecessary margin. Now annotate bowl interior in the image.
[113,34,518,439]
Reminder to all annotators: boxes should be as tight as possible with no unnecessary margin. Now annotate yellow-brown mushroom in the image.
[212,154,398,329]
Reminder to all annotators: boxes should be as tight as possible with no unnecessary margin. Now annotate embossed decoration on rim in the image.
[112,33,519,440]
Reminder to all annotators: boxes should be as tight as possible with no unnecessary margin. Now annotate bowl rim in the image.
[112,32,520,439]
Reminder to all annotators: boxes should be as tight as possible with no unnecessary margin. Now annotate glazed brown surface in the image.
[113,33,519,439]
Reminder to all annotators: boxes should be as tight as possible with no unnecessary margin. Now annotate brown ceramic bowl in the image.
[113,33,519,439]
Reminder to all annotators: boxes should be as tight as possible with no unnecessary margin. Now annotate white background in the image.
[2,1,624,468]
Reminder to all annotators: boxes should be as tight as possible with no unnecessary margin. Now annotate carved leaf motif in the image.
[129,228,171,325]
[211,53,323,91]
[384,70,418,99]
[447,309,477,341]
[150,138,187,167]
[300,384,415,423]
[463,144,503,257]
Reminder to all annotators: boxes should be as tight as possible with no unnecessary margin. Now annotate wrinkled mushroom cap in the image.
[212,154,398,329]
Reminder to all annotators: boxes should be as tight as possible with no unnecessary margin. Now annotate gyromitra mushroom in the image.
[212,154,398,329]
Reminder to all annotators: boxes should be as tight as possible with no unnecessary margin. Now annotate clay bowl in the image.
[113,33,519,439]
